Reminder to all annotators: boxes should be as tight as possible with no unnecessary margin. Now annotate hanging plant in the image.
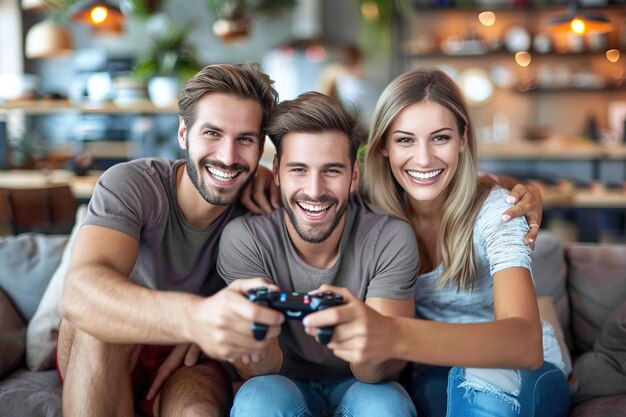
[133,24,202,81]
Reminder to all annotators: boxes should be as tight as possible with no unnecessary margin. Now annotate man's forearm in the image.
[61,263,197,345]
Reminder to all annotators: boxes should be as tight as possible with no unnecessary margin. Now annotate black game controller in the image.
[248,287,344,344]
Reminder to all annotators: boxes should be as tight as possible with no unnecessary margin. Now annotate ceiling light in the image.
[515,51,532,67]
[606,49,620,63]
[479,11,496,27]
[25,20,74,59]
[548,0,613,35]
[68,0,124,27]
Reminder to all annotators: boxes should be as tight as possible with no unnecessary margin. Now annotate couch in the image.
[0,228,625,417]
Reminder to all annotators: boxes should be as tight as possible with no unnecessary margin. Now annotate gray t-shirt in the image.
[217,197,418,380]
[84,158,244,296]
[413,187,566,374]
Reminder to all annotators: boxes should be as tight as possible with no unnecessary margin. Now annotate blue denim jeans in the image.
[407,362,570,417]
[231,374,417,417]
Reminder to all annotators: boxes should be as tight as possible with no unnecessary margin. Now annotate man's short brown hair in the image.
[266,92,360,165]
[178,63,278,134]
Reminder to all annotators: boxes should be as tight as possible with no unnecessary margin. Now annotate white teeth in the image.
[298,202,331,214]
[207,167,238,182]
[407,169,443,180]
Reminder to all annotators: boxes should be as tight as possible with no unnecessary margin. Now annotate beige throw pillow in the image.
[25,205,87,371]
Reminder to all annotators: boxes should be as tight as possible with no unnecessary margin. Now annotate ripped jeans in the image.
[407,362,569,417]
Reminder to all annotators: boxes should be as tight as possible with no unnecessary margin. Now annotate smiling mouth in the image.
[407,169,443,181]
[206,166,241,183]
[296,202,332,217]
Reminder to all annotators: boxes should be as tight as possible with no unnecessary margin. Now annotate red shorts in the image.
[56,344,229,417]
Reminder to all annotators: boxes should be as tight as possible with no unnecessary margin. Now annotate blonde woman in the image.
[303,68,569,416]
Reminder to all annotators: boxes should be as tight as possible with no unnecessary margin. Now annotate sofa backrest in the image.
[565,243,626,355]
[532,232,626,356]
[531,231,572,347]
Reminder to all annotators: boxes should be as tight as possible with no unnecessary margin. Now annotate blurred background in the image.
[0,0,625,242]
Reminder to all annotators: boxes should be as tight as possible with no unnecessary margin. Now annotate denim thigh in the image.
[407,363,569,417]
[447,363,570,417]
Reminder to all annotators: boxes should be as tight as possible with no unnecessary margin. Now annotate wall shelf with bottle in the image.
[401,3,625,73]
[396,0,626,142]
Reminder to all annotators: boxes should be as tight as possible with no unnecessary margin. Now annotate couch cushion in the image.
[0,289,26,379]
[566,244,626,354]
[26,205,87,371]
[0,233,69,321]
[569,394,626,417]
[0,369,61,417]
[571,301,626,403]
[531,231,571,347]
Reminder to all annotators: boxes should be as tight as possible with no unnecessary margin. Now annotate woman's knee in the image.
[519,362,570,417]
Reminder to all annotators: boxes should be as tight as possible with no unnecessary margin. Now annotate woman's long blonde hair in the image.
[364,68,492,290]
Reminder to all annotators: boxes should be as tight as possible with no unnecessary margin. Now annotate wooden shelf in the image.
[543,187,626,208]
[408,49,624,59]
[0,99,178,115]
[50,141,136,160]
[0,169,101,200]
[477,140,626,160]
[411,4,624,12]
[515,84,626,93]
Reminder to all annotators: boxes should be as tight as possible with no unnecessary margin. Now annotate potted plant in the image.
[133,22,202,107]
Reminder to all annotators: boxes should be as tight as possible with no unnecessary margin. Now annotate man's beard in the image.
[185,151,253,206]
[282,193,347,243]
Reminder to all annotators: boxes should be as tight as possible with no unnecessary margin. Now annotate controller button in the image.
[280,293,287,302]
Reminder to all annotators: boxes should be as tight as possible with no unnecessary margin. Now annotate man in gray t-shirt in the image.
[56,64,285,417]
[218,92,419,417]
